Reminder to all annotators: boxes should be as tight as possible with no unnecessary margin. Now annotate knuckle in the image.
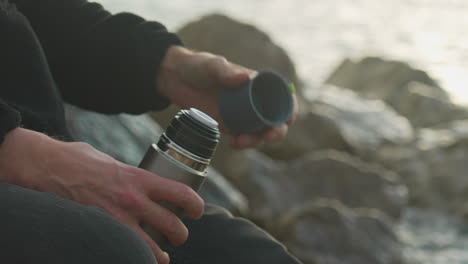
[117,189,145,210]
[214,55,228,63]
[207,55,227,67]
[197,51,212,57]
[128,167,151,184]
[177,184,195,204]
[73,142,93,150]
[68,142,100,155]
[216,56,229,67]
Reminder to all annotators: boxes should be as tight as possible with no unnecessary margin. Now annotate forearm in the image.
[12,0,182,114]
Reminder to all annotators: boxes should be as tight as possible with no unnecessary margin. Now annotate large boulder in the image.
[64,104,249,215]
[232,150,407,229]
[260,85,414,160]
[275,199,404,264]
[391,82,468,128]
[176,13,301,92]
[377,119,468,215]
[325,57,448,105]
[324,57,468,129]
[209,135,250,183]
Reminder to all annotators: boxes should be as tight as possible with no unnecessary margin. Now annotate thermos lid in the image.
[188,108,218,128]
[163,108,220,160]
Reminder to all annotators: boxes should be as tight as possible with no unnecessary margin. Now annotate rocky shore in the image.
[65,13,468,264]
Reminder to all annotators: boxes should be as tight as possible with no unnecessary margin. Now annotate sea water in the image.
[100,0,468,104]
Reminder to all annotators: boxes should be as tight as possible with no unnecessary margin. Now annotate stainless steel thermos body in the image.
[139,143,207,194]
[138,108,220,246]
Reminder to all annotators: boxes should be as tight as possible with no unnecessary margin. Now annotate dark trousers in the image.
[0,1,301,264]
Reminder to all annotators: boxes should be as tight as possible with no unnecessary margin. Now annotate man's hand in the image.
[0,128,204,264]
[157,46,299,148]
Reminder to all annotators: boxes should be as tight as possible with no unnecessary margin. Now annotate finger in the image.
[230,124,288,148]
[134,168,205,219]
[264,124,288,142]
[130,223,170,264]
[229,136,239,148]
[233,135,255,148]
[229,136,243,148]
[233,134,264,149]
[138,198,190,246]
[264,128,278,141]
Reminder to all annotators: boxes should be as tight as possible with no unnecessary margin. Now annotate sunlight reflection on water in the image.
[99,0,468,105]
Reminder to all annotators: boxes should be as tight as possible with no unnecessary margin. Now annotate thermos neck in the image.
[156,108,220,173]
[156,134,210,172]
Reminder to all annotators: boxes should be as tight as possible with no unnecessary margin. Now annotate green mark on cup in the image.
[289,82,296,94]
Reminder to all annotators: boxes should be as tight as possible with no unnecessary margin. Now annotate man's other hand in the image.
[157,46,299,149]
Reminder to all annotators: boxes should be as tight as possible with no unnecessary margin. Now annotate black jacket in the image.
[0,0,181,143]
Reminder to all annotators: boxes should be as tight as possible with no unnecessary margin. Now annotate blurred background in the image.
[100,0,468,104]
[71,1,468,263]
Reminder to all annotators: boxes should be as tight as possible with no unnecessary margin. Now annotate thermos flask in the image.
[138,108,220,247]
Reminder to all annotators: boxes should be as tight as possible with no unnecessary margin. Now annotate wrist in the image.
[0,128,54,186]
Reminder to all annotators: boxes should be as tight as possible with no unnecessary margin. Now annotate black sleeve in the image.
[0,100,21,145]
[11,0,182,114]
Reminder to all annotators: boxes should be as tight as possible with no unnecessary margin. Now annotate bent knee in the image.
[0,183,155,264]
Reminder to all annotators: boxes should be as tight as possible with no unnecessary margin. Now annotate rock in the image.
[199,167,249,216]
[209,135,250,183]
[325,57,448,107]
[65,105,163,166]
[324,57,468,128]
[177,13,301,93]
[233,150,407,228]
[232,150,291,226]
[391,82,468,128]
[150,104,180,131]
[397,207,468,264]
[288,151,408,218]
[275,199,404,264]
[260,85,414,160]
[260,106,348,161]
[377,119,468,215]
[64,104,249,215]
